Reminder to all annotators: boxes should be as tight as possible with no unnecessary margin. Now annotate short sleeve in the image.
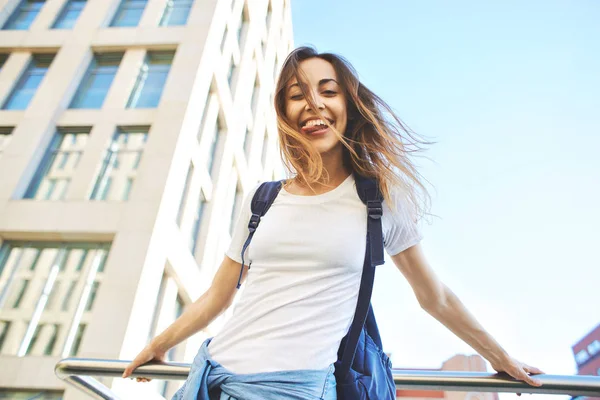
[382,188,423,256]
[225,184,260,264]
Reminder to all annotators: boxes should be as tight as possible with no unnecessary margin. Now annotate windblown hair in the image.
[274,46,431,218]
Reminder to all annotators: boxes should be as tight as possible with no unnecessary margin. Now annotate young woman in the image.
[122,46,543,399]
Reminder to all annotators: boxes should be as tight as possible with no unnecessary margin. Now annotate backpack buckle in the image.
[248,214,261,232]
[367,200,382,220]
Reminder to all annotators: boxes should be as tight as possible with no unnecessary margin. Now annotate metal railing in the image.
[55,358,600,400]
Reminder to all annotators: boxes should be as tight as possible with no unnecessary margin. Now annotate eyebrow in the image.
[288,78,339,90]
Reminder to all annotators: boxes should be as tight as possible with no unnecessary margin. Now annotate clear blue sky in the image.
[291,1,600,398]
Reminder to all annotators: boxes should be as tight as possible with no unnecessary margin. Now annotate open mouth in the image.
[300,118,334,135]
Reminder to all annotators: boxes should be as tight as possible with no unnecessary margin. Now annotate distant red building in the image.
[395,354,499,400]
[571,322,600,400]
[573,323,600,377]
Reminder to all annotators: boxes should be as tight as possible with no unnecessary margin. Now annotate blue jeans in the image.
[172,339,337,400]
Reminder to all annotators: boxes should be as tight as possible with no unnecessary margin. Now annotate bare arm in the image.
[391,243,543,386]
[123,255,246,378]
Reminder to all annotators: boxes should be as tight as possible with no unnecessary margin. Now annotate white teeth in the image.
[304,119,328,127]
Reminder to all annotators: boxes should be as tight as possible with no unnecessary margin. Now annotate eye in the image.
[289,93,304,100]
[323,90,337,96]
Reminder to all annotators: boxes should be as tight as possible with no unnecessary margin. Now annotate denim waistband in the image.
[172,338,335,400]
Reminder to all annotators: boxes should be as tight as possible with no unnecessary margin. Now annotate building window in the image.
[2,54,54,110]
[208,118,223,177]
[0,390,62,399]
[588,340,600,357]
[0,242,109,357]
[159,0,193,26]
[0,54,9,70]
[0,127,13,160]
[52,0,86,29]
[24,128,89,200]
[226,55,235,86]
[237,6,249,50]
[149,275,187,358]
[2,0,45,30]
[220,25,228,53]
[24,323,60,355]
[70,323,86,356]
[229,179,243,235]
[90,127,148,201]
[0,321,10,352]
[261,1,272,56]
[242,127,251,158]
[110,0,148,27]
[126,51,174,108]
[188,191,206,253]
[575,349,590,365]
[69,53,123,109]
[176,162,194,227]
[261,129,269,168]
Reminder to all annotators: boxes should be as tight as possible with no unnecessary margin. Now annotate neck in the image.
[320,149,351,186]
[292,146,351,194]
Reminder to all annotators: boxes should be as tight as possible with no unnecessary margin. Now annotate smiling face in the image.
[284,58,348,156]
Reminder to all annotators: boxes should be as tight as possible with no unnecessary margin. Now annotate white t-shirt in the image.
[207,173,422,374]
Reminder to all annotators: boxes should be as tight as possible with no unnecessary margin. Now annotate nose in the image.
[304,93,325,111]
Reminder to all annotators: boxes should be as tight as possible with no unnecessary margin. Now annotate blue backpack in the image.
[235,172,396,400]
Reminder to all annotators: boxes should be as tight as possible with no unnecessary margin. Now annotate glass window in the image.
[588,340,600,356]
[24,128,89,200]
[70,323,85,356]
[52,0,86,29]
[188,191,206,253]
[69,53,122,109]
[5,279,30,309]
[261,129,269,168]
[0,127,14,160]
[251,73,260,118]
[90,127,148,201]
[84,281,99,311]
[127,51,174,108]
[0,390,63,399]
[229,181,242,235]
[226,55,235,86]
[159,0,193,26]
[220,25,228,53]
[237,6,249,49]
[0,243,109,357]
[24,323,60,355]
[0,54,9,70]
[176,163,194,227]
[2,54,54,110]
[110,0,148,27]
[208,118,223,177]
[166,295,185,360]
[242,128,251,158]
[575,349,589,365]
[261,1,272,56]
[0,321,10,352]
[2,0,45,30]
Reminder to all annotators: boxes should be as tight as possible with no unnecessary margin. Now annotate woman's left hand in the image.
[490,355,544,389]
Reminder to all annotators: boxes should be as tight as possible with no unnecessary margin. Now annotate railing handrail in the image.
[55,357,600,399]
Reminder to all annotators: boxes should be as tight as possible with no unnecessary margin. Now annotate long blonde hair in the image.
[274,46,431,218]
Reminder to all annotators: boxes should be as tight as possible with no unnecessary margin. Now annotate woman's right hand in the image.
[122,342,167,383]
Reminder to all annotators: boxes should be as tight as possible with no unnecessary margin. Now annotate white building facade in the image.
[0,0,293,398]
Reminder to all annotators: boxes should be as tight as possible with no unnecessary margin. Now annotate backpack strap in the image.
[338,173,385,378]
[236,180,284,289]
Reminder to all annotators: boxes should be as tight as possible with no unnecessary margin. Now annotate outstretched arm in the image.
[122,255,246,380]
[391,243,543,387]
